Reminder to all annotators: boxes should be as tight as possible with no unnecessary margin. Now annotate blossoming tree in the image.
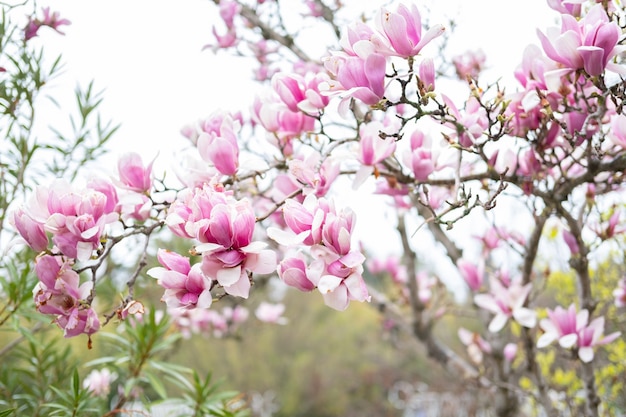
[2,0,626,416]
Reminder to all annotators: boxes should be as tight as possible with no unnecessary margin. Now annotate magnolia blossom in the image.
[24,7,71,40]
[537,5,625,77]
[537,304,621,362]
[474,278,536,332]
[117,152,154,193]
[33,255,100,338]
[277,254,319,292]
[375,3,445,58]
[442,95,488,148]
[353,121,397,189]
[252,90,316,144]
[546,0,583,16]
[458,327,491,364]
[147,249,214,309]
[404,130,456,181]
[12,208,48,252]
[196,112,240,175]
[165,182,276,298]
[323,53,387,106]
[613,277,626,308]
[457,259,484,292]
[255,302,288,324]
[269,194,370,310]
[15,179,119,261]
[272,72,330,115]
[288,151,340,197]
[608,114,626,149]
[452,49,486,80]
[83,368,117,397]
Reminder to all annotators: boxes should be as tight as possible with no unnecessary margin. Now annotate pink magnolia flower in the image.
[452,49,486,81]
[375,3,445,58]
[196,112,240,175]
[367,255,408,284]
[353,121,397,188]
[503,343,518,363]
[147,249,214,309]
[403,130,456,181]
[33,255,100,338]
[12,208,48,252]
[277,254,318,292]
[474,278,536,332]
[538,304,621,362]
[269,194,370,310]
[166,183,276,299]
[608,113,626,149]
[613,277,626,308]
[457,259,484,292]
[418,57,435,92]
[272,72,330,114]
[313,247,370,311]
[255,302,288,324]
[84,369,117,397]
[442,95,488,148]
[117,152,154,193]
[311,211,370,310]
[458,327,492,364]
[323,53,387,106]
[252,91,316,145]
[24,7,71,41]
[537,4,625,77]
[547,0,583,16]
[287,151,340,196]
[29,180,119,260]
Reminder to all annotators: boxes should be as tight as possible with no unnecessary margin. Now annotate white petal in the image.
[216,265,242,287]
[266,227,307,246]
[513,307,537,328]
[488,314,508,333]
[559,333,578,349]
[578,347,594,363]
[537,332,557,348]
[317,275,342,294]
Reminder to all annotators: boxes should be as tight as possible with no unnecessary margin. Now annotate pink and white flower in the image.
[474,278,536,332]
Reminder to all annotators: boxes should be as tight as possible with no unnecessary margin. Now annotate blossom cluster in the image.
[11,152,156,338]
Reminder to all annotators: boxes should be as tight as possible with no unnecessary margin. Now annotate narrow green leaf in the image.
[0,409,16,417]
[72,368,80,397]
[145,371,168,400]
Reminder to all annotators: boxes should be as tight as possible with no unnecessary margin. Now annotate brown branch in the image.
[238,3,312,63]
[392,214,486,383]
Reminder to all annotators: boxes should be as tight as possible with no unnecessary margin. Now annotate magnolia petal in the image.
[578,346,594,363]
[352,165,374,190]
[537,332,557,348]
[318,274,343,294]
[194,242,224,254]
[76,241,94,261]
[266,227,307,246]
[488,313,508,333]
[322,284,349,311]
[474,293,498,314]
[559,333,578,348]
[223,273,251,299]
[245,250,277,275]
[216,265,242,287]
[513,307,537,328]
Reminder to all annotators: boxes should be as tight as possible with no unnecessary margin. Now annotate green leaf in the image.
[145,371,168,400]
[72,368,80,397]
[0,409,16,417]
